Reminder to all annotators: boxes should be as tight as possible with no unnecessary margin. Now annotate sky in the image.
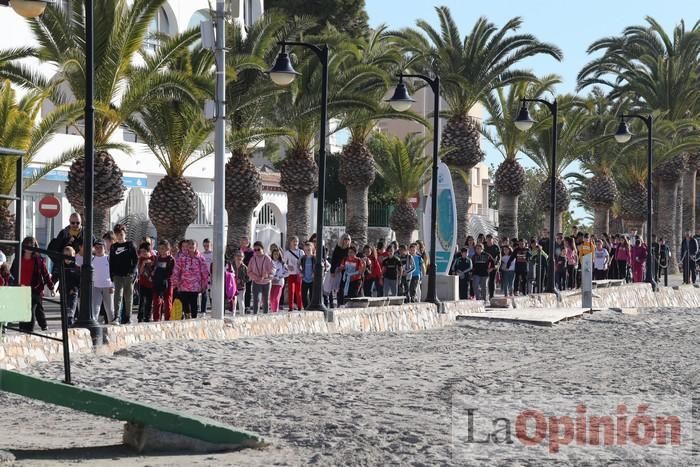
[364,0,696,218]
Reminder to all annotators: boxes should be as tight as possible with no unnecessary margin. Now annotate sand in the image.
[1,307,699,466]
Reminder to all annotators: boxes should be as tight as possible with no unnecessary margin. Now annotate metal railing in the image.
[470,206,499,224]
[369,202,394,227]
[324,199,345,226]
[324,200,394,227]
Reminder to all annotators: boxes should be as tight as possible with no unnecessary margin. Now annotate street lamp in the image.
[73,0,102,340]
[614,114,656,289]
[3,0,51,18]
[515,98,558,293]
[268,41,330,316]
[387,72,441,308]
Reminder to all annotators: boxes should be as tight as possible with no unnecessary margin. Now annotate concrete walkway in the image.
[456,307,590,326]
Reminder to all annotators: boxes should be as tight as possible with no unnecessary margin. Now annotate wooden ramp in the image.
[0,369,262,450]
[456,308,591,327]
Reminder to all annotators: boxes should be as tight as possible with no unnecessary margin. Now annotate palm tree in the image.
[0,80,80,251]
[394,8,563,245]
[578,17,700,264]
[614,153,648,235]
[223,11,311,255]
[265,37,381,241]
[575,89,623,236]
[127,98,212,246]
[521,96,590,235]
[0,47,50,91]
[610,118,700,272]
[482,75,560,239]
[370,133,431,246]
[336,26,427,246]
[27,0,200,235]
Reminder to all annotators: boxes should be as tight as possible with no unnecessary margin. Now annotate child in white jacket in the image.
[91,241,115,323]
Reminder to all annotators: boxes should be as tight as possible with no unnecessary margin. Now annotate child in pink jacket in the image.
[172,240,209,319]
[247,241,273,314]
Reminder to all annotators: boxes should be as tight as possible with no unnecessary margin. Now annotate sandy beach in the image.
[1,307,699,466]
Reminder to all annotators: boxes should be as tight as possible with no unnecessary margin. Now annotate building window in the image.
[146,7,172,49]
[122,126,138,143]
[257,203,277,226]
[474,167,481,185]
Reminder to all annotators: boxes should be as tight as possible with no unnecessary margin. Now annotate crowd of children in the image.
[3,211,689,330]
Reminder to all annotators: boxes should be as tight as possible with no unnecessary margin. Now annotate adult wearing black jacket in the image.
[484,235,501,299]
[513,240,530,295]
[110,224,138,323]
[330,234,350,307]
[47,212,95,270]
[680,232,698,284]
[452,248,473,299]
[52,246,81,326]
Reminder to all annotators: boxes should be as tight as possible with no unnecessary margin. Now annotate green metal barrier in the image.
[0,369,262,448]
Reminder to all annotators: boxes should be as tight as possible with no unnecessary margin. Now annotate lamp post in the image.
[268,41,329,315]
[73,0,102,339]
[0,0,50,284]
[386,73,441,308]
[515,98,558,293]
[614,114,656,290]
[211,0,226,319]
[0,0,51,17]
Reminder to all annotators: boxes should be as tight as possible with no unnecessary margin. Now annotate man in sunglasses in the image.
[49,212,95,256]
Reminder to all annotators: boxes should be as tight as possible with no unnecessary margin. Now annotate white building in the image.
[0,0,292,249]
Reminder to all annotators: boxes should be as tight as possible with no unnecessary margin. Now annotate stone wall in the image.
[1,300,487,370]
[331,301,485,335]
[0,329,92,371]
[4,284,696,370]
[512,283,700,310]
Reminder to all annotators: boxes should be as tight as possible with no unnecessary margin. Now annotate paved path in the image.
[457,307,590,326]
[13,273,688,333]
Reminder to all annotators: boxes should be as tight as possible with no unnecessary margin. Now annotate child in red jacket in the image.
[137,242,157,322]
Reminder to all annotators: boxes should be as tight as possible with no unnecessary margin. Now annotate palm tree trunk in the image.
[652,182,659,235]
[610,215,624,236]
[497,193,518,239]
[657,178,679,274]
[287,192,312,242]
[0,202,16,255]
[394,228,413,247]
[93,208,111,239]
[345,186,368,247]
[544,211,562,237]
[154,224,188,251]
[625,219,646,238]
[451,168,470,246]
[676,175,684,253]
[226,206,254,258]
[592,205,610,237]
[696,170,700,232]
[683,169,696,235]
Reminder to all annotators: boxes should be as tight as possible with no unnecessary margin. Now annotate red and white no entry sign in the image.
[38,195,61,218]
